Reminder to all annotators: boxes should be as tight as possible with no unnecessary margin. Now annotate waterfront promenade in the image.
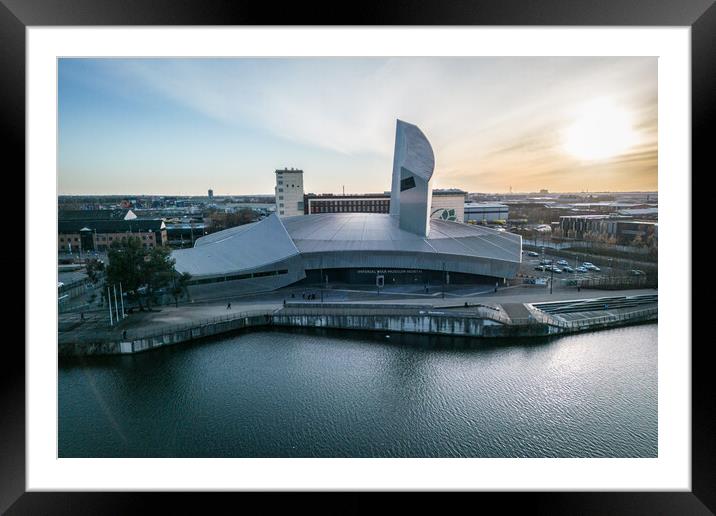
[60,285,656,339]
[58,285,657,355]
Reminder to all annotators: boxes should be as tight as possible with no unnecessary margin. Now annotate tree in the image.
[631,234,644,247]
[85,258,105,284]
[142,246,176,308]
[105,237,177,310]
[171,272,193,307]
[105,237,144,308]
[206,208,257,233]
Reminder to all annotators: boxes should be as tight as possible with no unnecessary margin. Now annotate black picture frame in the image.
[3,0,709,513]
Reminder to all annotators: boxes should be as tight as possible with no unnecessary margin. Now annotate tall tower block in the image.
[275,168,305,217]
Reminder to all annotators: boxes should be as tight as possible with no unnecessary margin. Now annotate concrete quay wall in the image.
[271,313,510,337]
[59,307,657,357]
[59,314,272,357]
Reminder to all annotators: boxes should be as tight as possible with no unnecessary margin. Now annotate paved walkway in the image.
[59,284,657,343]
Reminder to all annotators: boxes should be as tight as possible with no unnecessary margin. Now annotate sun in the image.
[562,97,640,161]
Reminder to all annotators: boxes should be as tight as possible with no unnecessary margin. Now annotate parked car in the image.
[556,259,569,266]
[527,251,539,257]
[551,267,562,274]
[539,259,553,265]
[631,269,646,276]
[563,266,574,273]
[582,262,596,269]
[534,265,546,271]
[575,267,588,273]
[591,266,601,272]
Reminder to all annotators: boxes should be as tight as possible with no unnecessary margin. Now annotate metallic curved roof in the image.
[172,214,300,277]
[282,213,521,262]
[172,212,521,279]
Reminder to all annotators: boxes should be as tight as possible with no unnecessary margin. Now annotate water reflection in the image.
[59,324,657,458]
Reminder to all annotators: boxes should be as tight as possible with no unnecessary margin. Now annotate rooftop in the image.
[281,213,521,262]
[58,209,134,221]
[173,213,522,278]
[432,189,467,196]
[465,202,509,209]
[58,219,165,233]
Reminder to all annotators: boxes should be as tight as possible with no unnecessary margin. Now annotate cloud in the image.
[60,57,658,194]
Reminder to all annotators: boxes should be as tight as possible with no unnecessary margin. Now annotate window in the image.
[228,274,251,281]
[279,196,284,200]
[253,270,278,278]
[278,181,283,185]
[278,188,283,192]
[400,176,416,191]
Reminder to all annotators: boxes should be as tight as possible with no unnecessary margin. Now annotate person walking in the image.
[227,302,231,310]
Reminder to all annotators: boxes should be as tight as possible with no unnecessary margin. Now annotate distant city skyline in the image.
[58,57,657,196]
[57,189,658,199]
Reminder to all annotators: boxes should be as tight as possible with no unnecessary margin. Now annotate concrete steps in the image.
[532,294,657,314]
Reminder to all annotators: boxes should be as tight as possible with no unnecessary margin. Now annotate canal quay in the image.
[58,285,657,356]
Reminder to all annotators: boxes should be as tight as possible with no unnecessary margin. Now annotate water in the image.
[58,324,657,457]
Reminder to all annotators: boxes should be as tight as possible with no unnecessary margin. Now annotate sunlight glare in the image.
[562,97,639,161]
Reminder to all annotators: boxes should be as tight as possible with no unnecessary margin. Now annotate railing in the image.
[562,276,657,290]
[537,306,658,330]
[277,304,519,327]
[275,304,657,332]
[66,303,658,347]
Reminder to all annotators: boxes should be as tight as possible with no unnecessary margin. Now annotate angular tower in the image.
[389,119,435,237]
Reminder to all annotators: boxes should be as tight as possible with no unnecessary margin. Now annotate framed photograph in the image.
[5,0,710,512]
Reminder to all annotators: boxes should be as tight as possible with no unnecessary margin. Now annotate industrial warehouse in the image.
[172,120,523,298]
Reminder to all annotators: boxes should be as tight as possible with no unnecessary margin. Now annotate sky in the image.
[58,57,657,196]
